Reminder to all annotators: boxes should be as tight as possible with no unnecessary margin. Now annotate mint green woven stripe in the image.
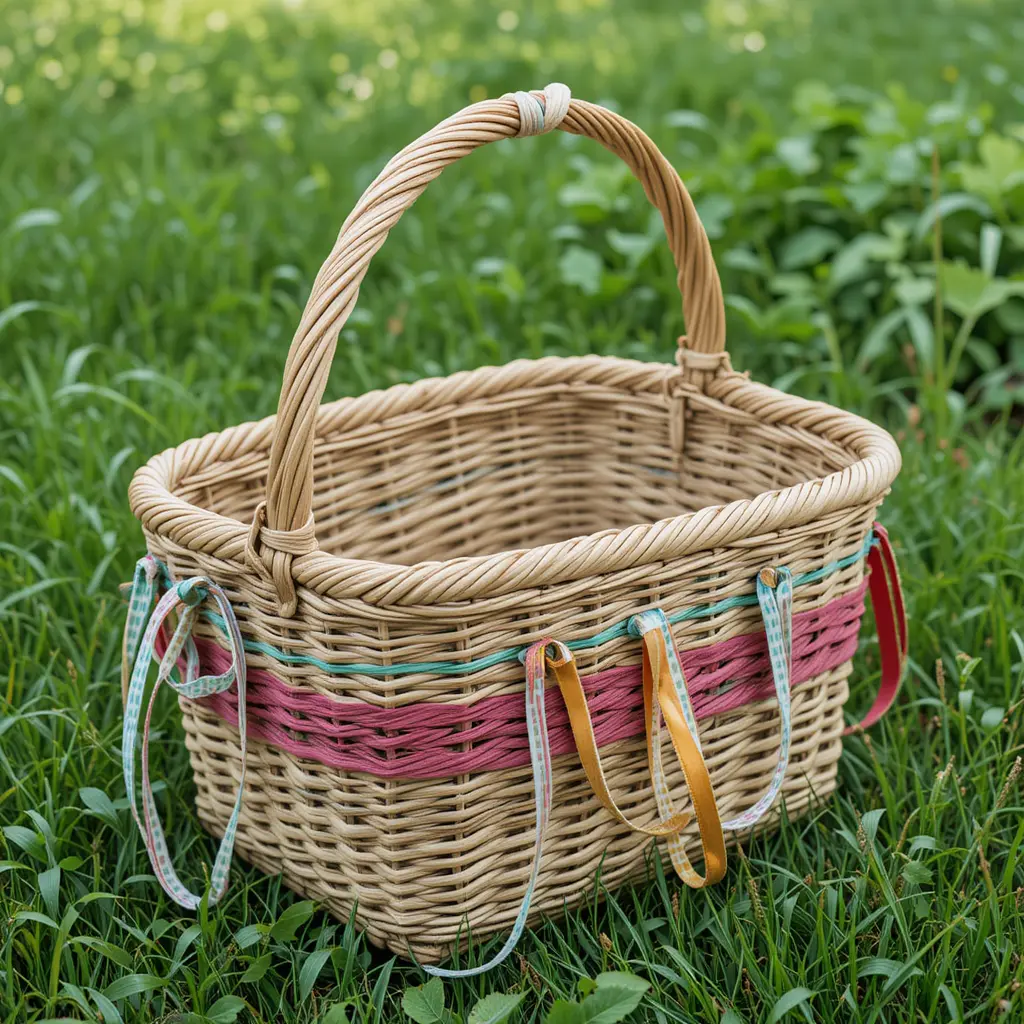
[151,532,875,678]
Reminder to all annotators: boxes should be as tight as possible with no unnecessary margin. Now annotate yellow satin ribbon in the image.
[642,628,727,887]
[544,636,726,888]
[548,644,691,836]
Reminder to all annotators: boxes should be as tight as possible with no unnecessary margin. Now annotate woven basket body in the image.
[129,91,900,960]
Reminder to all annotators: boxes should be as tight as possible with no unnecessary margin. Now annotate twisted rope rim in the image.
[129,355,902,608]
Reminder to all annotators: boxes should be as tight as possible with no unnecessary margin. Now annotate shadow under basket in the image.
[125,86,902,964]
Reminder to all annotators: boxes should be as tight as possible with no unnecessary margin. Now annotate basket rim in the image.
[128,355,901,608]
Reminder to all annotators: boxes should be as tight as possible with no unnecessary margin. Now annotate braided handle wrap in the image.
[260,85,726,614]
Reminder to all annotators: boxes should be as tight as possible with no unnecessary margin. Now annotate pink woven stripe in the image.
[186,581,867,779]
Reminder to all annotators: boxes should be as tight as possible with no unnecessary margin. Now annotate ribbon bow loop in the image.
[121,556,247,910]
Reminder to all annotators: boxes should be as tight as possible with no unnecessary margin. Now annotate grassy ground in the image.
[2,1,1023,1021]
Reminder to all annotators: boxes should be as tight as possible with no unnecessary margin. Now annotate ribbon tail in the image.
[844,525,907,734]
[420,639,552,977]
[721,567,794,832]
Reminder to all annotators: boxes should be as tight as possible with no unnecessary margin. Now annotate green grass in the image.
[2,0,1024,1021]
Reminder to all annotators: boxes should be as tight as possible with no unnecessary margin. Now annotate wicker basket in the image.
[125,86,903,963]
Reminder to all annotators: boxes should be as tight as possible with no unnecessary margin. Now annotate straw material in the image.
[128,88,901,959]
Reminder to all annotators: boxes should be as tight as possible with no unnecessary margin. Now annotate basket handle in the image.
[256,84,727,614]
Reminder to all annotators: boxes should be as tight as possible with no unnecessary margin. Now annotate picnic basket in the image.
[122,85,906,969]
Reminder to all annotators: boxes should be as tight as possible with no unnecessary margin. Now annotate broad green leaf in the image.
[557,163,630,216]
[664,109,711,131]
[722,247,769,276]
[594,974,650,996]
[960,133,1024,202]
[68,936,133,969]
[241,953,272,983]
[909,836,938,854]
[606,230,656,269]
[725,294,763,331]
[38,865,61,920]
[906,304,935,365]
[980,706,1005,729]
[559,246,603,296]
[269,901,316,942]
[859,958,906,978]
[829,234,899,293]
[103,974,167,1002]
[860,808,886,845]
[80,787,120,829]
[299,949,333,1002]
[913,192,991,240]
[793,79,838,124]
[468,992,525,1024]
[776,135,820,175]
[979,223,1002,276]
[884,143,920,185]
[234,923,269,948]
[568,973,651,1024]
[14,910,59,928]
[3,824,48,862]
[766,987,816,1024]
[721,1012,746,1024]
[206,995,246,1023]
[894,276,935,307]
[322,1004,353,1024]
[545,1001,585,1024]
[402,977,446,1024]
[693,194,733,239]
[576,989,644,1024]
[843,182,888,214]
[901,861,933,885]
[857,308,905,370]
[779,227,841,270]
[170,923,203,976]
[940,262,996,319]
[473,258,506,277]
[86,987,125,1024]
[937,266,1019,321]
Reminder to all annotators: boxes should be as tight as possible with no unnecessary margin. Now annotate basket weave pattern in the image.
[129,90,900,959]
[181,575,868,778]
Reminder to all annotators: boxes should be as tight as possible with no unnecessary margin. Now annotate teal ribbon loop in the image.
[627,564,793,837]
[122,555,247,910]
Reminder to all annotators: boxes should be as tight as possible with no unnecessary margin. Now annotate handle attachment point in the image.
[245,499,319,615]
[503,83,571,136]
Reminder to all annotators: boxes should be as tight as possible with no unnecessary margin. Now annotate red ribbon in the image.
[843,522,908,734]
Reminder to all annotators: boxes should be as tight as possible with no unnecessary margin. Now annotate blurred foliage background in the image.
[2,0,1023,422]
[2,2,1024,1022]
